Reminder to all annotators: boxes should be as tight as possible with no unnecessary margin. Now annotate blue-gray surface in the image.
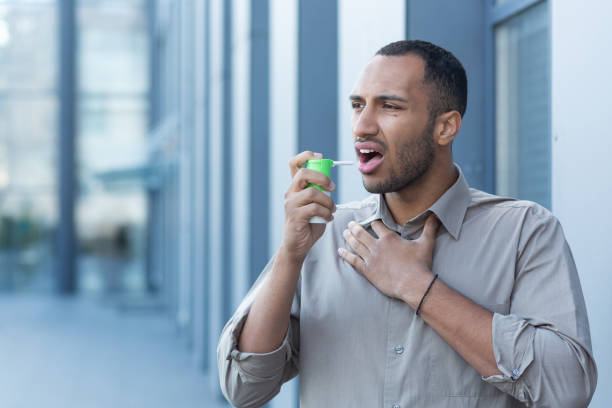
[0,294,229,408]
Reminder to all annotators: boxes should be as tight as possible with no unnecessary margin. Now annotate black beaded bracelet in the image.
[415,274,439,316]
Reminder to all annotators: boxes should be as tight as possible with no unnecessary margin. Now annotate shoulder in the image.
[466,189,564,253]
[467,188,556,223]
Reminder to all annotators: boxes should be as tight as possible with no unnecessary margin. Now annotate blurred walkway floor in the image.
[0,294,229,408]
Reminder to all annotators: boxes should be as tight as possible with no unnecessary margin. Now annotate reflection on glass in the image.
[495,1,551,208]
[0,1,58,292]
[76,0,149,295]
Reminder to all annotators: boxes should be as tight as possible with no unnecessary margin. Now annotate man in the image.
[217,40,597,407]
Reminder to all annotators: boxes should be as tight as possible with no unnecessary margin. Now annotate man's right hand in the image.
[280,151,336,263]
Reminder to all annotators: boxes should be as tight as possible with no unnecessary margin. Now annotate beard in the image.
[362,119,435,194]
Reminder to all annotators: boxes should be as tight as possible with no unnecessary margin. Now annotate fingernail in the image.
[329,181,336,190]
[313,152,323,158]
[348,220,355,227]
[337,248,344,256]
[342,229,349,238]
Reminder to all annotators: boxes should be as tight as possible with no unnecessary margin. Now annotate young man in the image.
[217,40,597,407]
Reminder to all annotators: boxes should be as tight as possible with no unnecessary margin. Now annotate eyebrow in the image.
[349,94,409,103]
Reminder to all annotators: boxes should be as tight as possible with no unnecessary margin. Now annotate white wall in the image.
[337,0,405,204]
[269,0,299,406]
[231,0,251,310]
[551,2,612,406]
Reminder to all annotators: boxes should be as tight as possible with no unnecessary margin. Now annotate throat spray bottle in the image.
[306,158,354,223]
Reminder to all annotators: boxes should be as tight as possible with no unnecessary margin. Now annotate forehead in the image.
[352,54,426,98]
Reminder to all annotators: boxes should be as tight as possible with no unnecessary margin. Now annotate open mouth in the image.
[355,142,385,174]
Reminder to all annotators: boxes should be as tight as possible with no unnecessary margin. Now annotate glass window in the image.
[0,1,58,292]
[0,2,57,92]
[495,1,551,208]
[76,0,149,295]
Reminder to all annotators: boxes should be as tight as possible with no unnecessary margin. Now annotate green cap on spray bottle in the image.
[305,158,353,223]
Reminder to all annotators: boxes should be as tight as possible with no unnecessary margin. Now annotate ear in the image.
[433,110,462,147]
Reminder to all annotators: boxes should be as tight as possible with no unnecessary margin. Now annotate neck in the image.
[384,158,458,226]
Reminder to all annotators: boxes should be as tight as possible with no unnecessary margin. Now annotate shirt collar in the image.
[357,164,471,240]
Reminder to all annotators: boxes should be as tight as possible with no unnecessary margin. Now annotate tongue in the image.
[358,154,384,173]
[360,152,380,163]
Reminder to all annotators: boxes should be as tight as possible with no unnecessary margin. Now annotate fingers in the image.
[289,151,322,178]
[337,247,366,274]
[296,202,334,222]
[287,187,336,213]
[286,168,335,194]
[370,220,392,238]
[343,228,369,259]
[348,221,376,247]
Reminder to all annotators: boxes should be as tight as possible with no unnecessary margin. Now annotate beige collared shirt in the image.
[218,165,597,408]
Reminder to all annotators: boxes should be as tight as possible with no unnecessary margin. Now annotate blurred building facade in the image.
[0,0,610,407]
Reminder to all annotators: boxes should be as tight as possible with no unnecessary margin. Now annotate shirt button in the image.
[394,345,404,355]
[393,404,400,408]
[512,369,520,378]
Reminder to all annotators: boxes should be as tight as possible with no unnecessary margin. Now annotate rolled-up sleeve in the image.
[217,258,300,408]
[483,207,597,407]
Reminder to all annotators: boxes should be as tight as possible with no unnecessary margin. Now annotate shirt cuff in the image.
[225,310,294,383]
[482,313,535,393]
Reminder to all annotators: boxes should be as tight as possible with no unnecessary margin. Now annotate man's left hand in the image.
[338,214,441,307]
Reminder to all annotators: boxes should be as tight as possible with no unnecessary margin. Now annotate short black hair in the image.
[376,40,467,119]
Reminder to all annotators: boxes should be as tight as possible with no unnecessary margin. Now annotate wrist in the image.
[277,243,307,269]
[399,268,435,309]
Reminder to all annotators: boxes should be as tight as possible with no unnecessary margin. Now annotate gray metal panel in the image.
[57,0,77,294]
[298,0,338,200]
[222,0,234,324]
[249,0,269,285]
[192,0,212,372]
[406,0,489,191]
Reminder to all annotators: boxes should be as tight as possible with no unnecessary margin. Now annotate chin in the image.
[362,176,390,194]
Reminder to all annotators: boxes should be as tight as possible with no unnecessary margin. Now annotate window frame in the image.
[484,0,549,195]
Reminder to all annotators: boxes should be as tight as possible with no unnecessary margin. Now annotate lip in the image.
[354,141,385,174]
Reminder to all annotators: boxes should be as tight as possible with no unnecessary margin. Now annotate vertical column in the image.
[145,0,159,293]
[177,0,194,341]
[57,0,77,294]
[269,0,297,257]
[298,0,338,201]
[551,2,612,404]
[221,0,234,324]
[268,1,298,405]
[192,0,210,370]
[230,0,250,313]
[406,0,487,190]
[337,0,405,204]
[207,0,226,396]
[249,0,269,286]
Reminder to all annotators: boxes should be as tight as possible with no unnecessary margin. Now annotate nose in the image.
[352,104,379,139]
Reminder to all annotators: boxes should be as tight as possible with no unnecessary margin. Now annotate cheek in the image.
[379,118,410,158]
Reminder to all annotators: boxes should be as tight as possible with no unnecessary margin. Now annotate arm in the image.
[481,213,597,406]
[339,213,597,406]
[339,216,500,377]
[217,151,337,408]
